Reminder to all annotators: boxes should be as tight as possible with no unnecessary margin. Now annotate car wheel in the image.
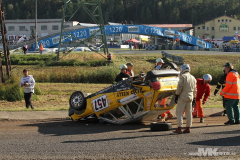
[161,62,178,70]
[69,91,86,111]
[150,122,172,131]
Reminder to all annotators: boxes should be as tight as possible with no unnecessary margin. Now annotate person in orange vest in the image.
[195,74,212,123]
[39,42,44,54]
[126,62,134,77]
[107,53,112,61]
[220,62,240,125]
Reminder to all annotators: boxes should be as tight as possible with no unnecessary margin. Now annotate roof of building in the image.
[146,24,193,28]
[5,19,78,23]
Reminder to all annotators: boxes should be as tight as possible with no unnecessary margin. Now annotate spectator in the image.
[40,42,44,55]
[220,62,240,125]
[20,69,35,109]
[107,53,112,61]
[22,43,29,54]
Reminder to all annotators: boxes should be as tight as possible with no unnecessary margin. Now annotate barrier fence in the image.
[161,51,184,65]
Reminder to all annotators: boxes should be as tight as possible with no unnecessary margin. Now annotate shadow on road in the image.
[22,119,151,136]
[188,135,240,146]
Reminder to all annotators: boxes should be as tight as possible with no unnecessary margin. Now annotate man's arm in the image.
[175,75,184,95]
[203,85,211,102]
[220,73,233,96]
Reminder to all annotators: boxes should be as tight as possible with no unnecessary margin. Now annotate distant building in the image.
[5,19,79,40]
[194,15,240,40]
[146,24,193,36]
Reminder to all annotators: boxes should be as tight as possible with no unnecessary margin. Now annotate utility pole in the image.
[0,0,11,82]
[35,0,37,50]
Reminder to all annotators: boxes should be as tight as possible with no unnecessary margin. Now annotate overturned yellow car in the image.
[69,62,180,124]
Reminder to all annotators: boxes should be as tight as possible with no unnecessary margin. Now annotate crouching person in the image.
[174,64,197,134]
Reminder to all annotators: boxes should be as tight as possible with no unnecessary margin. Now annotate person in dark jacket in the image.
[115,64,130,82]
[214,68,227,116]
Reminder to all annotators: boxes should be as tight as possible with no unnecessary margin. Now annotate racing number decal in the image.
[92,95,109,112]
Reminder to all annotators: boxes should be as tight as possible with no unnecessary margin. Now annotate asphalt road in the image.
[0,116,240,159]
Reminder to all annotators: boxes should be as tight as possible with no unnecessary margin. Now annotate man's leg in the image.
[222,96,227,115]
[233,99,240,123]
[225,98,235,123]
[185,102,192,127]
[24,93,29,109]
[176,98,186,127]
[196,100,204,118]
[29,92,34,109]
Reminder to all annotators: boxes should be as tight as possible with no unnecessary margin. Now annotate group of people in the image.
[115,58,240,134]
[22,42,44,54]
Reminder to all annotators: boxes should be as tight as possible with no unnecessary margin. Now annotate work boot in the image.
[183,127,191,133]
[224,121,234,125]
[31,106,34,109]
[234,121,240,124]
[165,113,173,121]
[200,118,204,123]
[173,127,182,134]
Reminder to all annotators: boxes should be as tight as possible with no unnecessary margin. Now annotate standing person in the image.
[39,42,44,54]
[107,53,112,61]
[125,20,127,25]
[195,74,212,123]
[23,43,29,54]
[126,62,134,77]
[20,69,35,109]
[134,43,137,50]
[115,64,130,82]
[220,62,240,125]
[174,64,197,134]
[214,68,227,116]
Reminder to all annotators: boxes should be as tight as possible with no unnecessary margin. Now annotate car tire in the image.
[69,91,86,111]
[150,122,172,131]
[161,62,178,70]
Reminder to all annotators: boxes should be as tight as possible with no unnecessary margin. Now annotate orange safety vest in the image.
[126,69,134,77]
[220,70,240,99]
[40,44,43,51]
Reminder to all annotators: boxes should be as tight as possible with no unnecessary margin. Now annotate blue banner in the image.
[33,25,212,49]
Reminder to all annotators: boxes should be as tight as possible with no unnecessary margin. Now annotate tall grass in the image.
[0,76,42,102]
[34,65,119,83]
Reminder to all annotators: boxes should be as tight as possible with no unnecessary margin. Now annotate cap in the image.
[223,62,233,68]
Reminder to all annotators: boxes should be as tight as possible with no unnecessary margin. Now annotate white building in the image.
[5,19,79,40]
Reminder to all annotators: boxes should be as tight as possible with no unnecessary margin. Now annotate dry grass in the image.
[0,83,111,111]
[0,82,224,111]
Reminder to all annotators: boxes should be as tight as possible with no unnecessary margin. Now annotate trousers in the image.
[196,100,204,118]
[176,98,192,127]
[225,98,240,123]
[24,92,33,108]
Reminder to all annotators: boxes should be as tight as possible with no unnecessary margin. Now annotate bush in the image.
[4,84,24,102]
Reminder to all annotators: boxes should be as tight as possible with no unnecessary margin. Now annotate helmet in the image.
[203,74,212,82]
[119,64,127,70]
[179,64,190,74]
[126,62,134,66]
[156,58,164,64]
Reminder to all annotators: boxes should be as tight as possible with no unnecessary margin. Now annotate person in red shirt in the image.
[195,74,212,123]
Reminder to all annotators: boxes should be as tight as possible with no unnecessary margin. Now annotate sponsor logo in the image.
[89,28,101,36]
[144,91,153,97]
[196,39,206,48]
[116,88,143,97]
[189,148,236,157]
[164,30,175,36]
[128,26,139,32]
[120,94,139,105]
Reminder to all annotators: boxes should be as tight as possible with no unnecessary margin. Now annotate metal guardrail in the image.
[161,51,184,65]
